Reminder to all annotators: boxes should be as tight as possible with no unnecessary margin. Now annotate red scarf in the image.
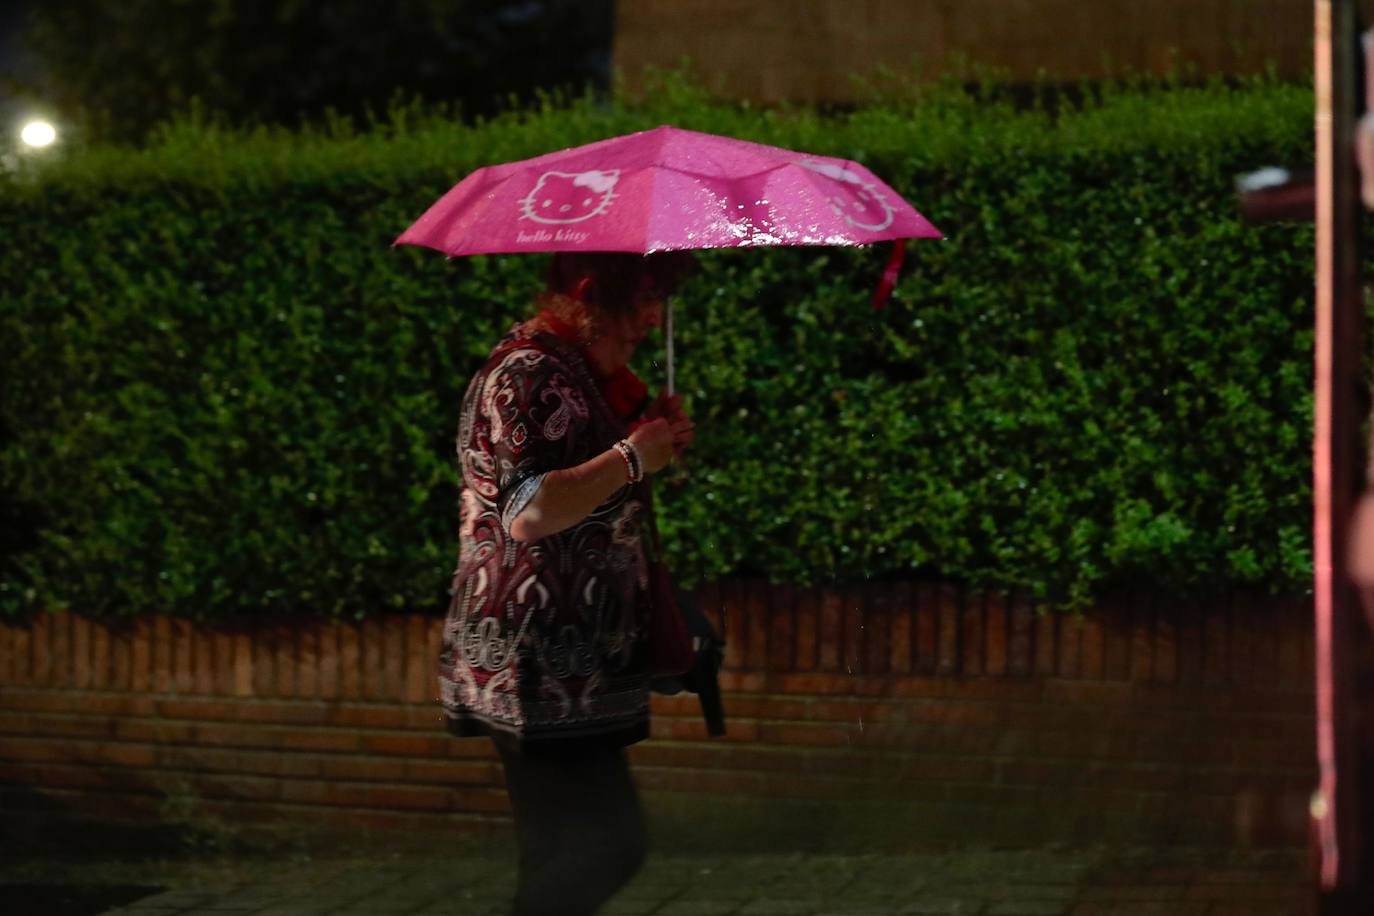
[536,310,649,423]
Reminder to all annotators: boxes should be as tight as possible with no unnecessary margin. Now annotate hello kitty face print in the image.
[798,159,896,232]
[519,169,621,224]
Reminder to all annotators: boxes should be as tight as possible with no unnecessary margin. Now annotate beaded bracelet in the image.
[613,439,643,484]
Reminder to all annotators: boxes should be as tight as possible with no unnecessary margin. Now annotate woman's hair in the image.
[539,251,695,336]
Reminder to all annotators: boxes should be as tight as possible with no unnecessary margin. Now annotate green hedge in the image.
[0,76,1319,618]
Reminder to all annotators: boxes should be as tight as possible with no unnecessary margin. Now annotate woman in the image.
[440,250,695,916]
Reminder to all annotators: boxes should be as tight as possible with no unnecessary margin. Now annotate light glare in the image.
[20,120,57,149]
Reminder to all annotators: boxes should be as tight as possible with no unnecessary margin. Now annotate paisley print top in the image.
[439,320,654,747]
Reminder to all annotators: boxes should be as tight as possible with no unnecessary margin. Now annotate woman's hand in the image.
[629,415,694,475]
[645,391,694,456]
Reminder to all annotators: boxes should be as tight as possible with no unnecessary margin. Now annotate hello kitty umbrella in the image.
[395,124,943,390]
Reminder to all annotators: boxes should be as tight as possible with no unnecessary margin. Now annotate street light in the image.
[19,119,57,150]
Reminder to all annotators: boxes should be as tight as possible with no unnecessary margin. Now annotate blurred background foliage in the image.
[0,72,1317,619]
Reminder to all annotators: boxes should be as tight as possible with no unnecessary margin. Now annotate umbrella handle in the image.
[666,299,675,397]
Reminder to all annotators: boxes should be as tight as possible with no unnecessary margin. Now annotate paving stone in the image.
[899,899,988,915]
[653,900,748,915]
[737,899,827,914]
[986,901,1068,916]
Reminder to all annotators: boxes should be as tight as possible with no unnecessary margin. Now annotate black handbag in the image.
[649,583,727,737]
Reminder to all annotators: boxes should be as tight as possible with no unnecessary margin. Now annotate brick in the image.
[944,784,1039,807]
[327,704,413,730]
[129,619,153,692]
[0,620,12,684]
[985,591,1008,676]
[12,622,31,685]
[757,721,853,747]
[864,583,889,675]
[908,699,1006,728]
[275,627,297,698]
[936,584,960,675]
[233,632,252,697]
[1008,595,1034,676]
[1033,607,1057,676]
[696,580,721,636]
[451,787,512,814]
[317,624,340,699]
[914,582,939,673]
[794,586,819,672]
[327,781,456,811]
[1090,763,1186,793]
[405,616,427,703]
[811,698,906,724]
[340,623,361,699]
[704,694,809,720]
[295,626,316,697]
[356,732,450,756]
[1247,599,1280,691]
[315,755,416,784]
[112,717,195,744]
[71,614,90,690]
[960,591,984,676]
[1229,593,1255,687]
[152,615,172,693]
[1152,608,1178,683]
[717,670,766,692]
[1202,604,1229,685]
[997,760,1088,787]
[426,619,444,704]
[0,710,111,740]
[1079,614,1105,679]
[193,627,214,695]
[251,629,274,697]
[50,610,72,687]
[648,713,752,742]
[5,688,156,717]
[888,581,914,674]
[723,580,749,671]
[746,579,770,671]
[268,726,361,753]
[382,614,405,701]
[769,583,795,673]
[1273,598,1305,689]
[1126,594,1153,682]
[30,612,52,685]
[1043,680,1132,707]
[89,620,111,691]
[1058,615,1084,678]
[171,618,193,693]
[649,692,699,715]
[818,587,843,671]
[362,617,385,699]
[109,627,130,691]
[404,758,497,786]
[771,672,855,696]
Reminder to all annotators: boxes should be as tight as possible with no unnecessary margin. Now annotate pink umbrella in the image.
[395,124,943,389]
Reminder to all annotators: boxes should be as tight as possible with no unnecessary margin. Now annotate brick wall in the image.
[0,581,1315,846]
[614,0,1338,103]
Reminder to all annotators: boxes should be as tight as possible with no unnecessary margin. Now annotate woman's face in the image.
[588,297,663,377]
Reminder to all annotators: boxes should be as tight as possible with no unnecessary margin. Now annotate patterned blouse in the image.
[438,319,654,748]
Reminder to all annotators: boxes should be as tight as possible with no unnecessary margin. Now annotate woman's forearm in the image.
[507,447,631,542]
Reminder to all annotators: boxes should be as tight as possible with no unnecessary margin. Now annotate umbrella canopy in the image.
[394,125,941,256]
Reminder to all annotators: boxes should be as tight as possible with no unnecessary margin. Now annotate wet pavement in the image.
[1,841,1314,916]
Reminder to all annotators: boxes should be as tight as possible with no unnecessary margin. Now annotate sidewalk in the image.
[2,842,1313,916]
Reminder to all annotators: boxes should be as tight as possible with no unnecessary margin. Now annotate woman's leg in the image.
[496,740,649,916]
